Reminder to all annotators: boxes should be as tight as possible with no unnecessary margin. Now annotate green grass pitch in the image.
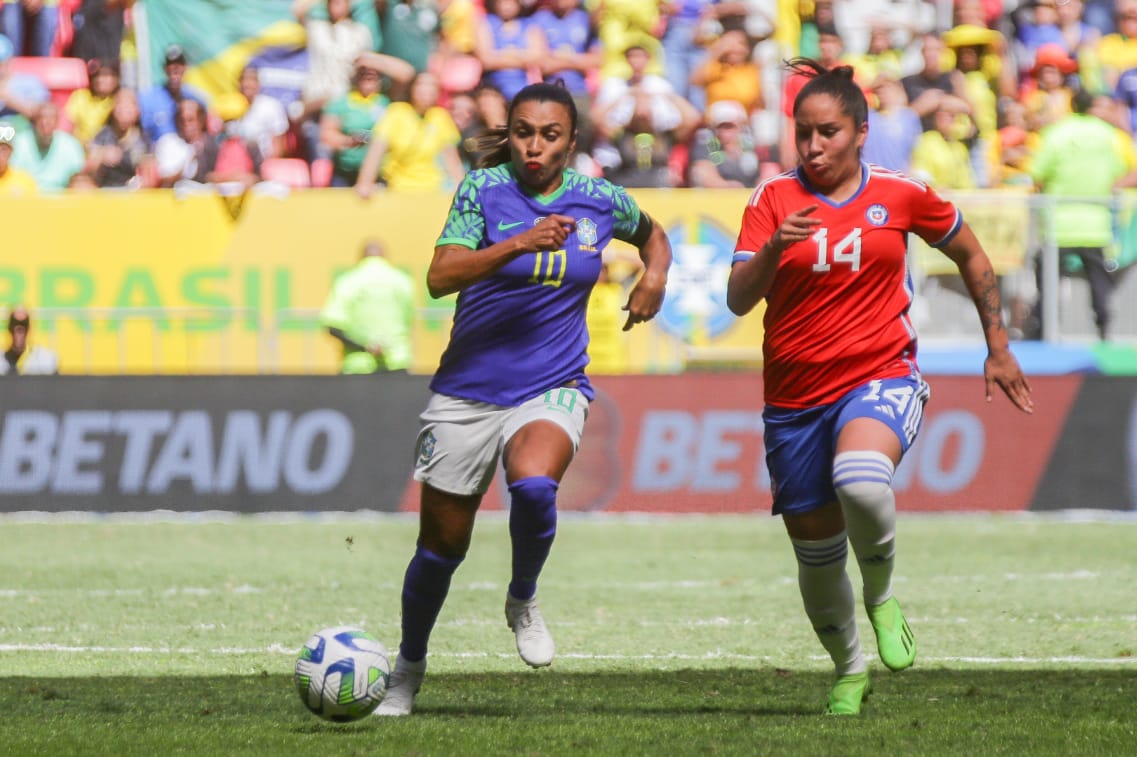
[0,512,1134,755]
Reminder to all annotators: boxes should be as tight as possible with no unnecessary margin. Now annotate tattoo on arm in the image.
[974,269,1004,332]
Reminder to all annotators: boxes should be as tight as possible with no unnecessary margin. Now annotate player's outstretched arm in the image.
[622,215,671,331]
[427,214,577,297]
[939,223,1034,414]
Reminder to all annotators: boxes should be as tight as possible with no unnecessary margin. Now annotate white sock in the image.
[791,532,864,675]
[834,450,897,607]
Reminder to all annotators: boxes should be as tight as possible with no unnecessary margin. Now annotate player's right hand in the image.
[771,204,821,251]
[519,214,576,252]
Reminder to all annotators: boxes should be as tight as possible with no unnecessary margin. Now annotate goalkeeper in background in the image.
[319,238,415,373]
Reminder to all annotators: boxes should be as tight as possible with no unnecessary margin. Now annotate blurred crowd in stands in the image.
[2,0,1137,196]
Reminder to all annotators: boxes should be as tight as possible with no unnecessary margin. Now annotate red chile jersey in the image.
[733,163,962,408]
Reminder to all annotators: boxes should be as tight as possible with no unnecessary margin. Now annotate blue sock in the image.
[507,475,559,601]
[399,542,463,662]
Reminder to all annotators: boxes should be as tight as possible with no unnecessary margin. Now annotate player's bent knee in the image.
[832,451,895,510]
[509,476,559,507]
[508,476,559,535]
[835,480,893,513]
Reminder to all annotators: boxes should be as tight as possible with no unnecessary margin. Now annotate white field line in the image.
[0,569,1125,599]
[0,643,1132,666]
[0,586,268,598]
[3,613,1135,636]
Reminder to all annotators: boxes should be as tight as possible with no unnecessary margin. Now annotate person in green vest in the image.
[1030,88,1135,341]
[320,238,416,373]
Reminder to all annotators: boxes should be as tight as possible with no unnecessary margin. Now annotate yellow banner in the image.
[1,188,765,374]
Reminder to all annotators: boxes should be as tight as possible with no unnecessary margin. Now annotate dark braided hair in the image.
[787,57,868,129]
[466,81,578,169]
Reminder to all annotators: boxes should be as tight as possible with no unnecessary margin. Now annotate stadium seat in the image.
[260,157,312,189]
[310,157,333,188]
[8,56,89,110]
[438,54,482,96]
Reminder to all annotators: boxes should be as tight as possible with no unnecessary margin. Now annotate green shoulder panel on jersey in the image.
[560,171,642,240]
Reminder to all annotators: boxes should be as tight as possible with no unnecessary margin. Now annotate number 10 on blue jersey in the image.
[530,250,567,288]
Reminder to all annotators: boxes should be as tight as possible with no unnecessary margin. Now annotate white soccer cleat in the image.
[374,653,426,717]
[505,593,555,668]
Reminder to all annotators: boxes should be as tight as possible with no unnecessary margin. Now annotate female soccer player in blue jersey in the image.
[377,82,672,716]
[727,59,1034,715]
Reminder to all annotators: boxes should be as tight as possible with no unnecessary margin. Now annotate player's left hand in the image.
[984,348,1034,413]
[621,270,667,331]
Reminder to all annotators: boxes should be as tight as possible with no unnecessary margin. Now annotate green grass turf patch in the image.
[0,514,1134,754]
[2,669,1133,755]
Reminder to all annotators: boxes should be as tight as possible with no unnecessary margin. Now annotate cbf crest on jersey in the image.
[866,204,889,226]
[416,430,436,468]
[577,217,598,250]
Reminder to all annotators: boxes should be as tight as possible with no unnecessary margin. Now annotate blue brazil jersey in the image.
[432,165,643,406]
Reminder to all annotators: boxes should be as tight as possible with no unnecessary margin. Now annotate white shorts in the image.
[412,388,590,496]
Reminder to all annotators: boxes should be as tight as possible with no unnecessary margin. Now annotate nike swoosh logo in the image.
[497,220,525,231]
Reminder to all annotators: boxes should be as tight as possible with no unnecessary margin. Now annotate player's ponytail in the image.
[467,127,511,169]
[786,57,868,129]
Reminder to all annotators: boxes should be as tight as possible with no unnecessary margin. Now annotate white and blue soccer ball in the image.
[294,626,391,722]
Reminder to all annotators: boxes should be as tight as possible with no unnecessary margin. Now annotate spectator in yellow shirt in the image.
[846,23,905,91]
[1088,0,1137,92]
[585,262,629,374]
[1022,43,1077,132]
[942,23,1009,187]
[64,59,121,146]
[690,29,764,116]
[439,0,479,56]
[995,102,1039,188]
[910,95,978,190]
[354,71,465,194]
[595,0,664,80]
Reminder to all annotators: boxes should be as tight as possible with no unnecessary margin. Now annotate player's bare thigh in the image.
[419,483,482,558]
[503,420,575,483]
[502,387,588,484]
[837,417,902,465]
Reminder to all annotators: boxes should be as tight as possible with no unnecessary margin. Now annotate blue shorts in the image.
[763,374,930,516]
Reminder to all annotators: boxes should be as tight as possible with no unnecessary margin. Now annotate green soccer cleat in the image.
[826,672,872,715]
[867,597,917,672]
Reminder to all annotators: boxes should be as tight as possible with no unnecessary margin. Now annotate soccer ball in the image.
[294,626,391,722]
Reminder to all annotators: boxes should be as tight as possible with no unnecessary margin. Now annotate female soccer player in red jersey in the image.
[727,59,1034,715]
